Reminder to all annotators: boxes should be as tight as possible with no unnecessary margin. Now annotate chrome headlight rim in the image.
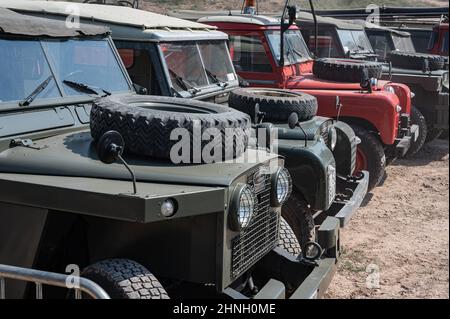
[328,126,338,151]
[229,183,256,231]
[384,85,396,94]
[271,167,292,207]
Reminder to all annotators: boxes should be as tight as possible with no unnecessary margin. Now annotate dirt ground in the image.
[326,139,449,299]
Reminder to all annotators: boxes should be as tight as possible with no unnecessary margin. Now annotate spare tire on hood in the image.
[313,58,383,82]
[228,88,318,123]
[90,95,251,162]
[387,51,446,71]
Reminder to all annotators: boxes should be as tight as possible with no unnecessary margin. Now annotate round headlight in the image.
[328,126,337,151]
[271,168,292,207]
[384,85,395,94]
[229,184,255,231]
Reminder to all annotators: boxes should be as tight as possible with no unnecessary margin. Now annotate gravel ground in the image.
[326,139,449,299]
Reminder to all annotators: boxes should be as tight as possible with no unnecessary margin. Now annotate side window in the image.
[368,34,390,59]
[118,48,161,95]
[229,35,272,73]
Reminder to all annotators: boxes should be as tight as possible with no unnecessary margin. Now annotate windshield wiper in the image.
[205,69,229,88]
[19,75,54,106]
[168,69,201,95]
[63,80,111,97]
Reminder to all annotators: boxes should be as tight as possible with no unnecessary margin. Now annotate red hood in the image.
[285,73,391,91]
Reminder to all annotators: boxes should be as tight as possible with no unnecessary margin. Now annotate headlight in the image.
[271,168,292,207]
[229,184,255,231]
[384,85,395,94]
[328,126,337,151]
[327,165,336,203]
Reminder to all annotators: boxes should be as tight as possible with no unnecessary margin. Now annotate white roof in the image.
[0,0,216,31]
[199,14,281,26]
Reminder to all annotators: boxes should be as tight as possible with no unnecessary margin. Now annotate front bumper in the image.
[225,216,340,299]
[395,124,419,158]
[322,171,369,228]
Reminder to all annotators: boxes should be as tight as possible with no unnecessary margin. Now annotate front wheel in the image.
[281,190,316,249]
[351,125,386,191]
[81,259,169,299]
[406,106,427,157]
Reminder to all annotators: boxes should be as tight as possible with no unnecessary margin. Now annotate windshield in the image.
[0,39,60,103]
[266,30,311,65]
[0,38,131,105]
[336,29,373,54]
[43,39,131,96]
[392,34,416,52]
[160,40,236,94]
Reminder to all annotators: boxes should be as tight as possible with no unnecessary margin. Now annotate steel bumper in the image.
[395,124,419,158]
[324,171,369,228]
[435,92,449,130]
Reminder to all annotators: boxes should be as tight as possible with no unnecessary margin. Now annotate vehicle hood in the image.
[286,73,390,91]
[0,131,277,187]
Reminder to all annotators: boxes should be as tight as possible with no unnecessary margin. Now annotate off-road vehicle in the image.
[358,21,449,143]
[296,13,448,155]
[5,1,369,249]
[0,8,341,299]
[182,0,418,191]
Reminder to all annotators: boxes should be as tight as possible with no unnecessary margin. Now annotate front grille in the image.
[351,137,357,174]
[230,167,278,280]
[320,123,329,145]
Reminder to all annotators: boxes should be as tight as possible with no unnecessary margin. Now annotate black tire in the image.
[90,95,251,162]
[228,88,318,123]
[387,51,445,71]
[313,58,383,83]
[81,259,169,299]
[281,190,315,248]
[406,106,427,157]
[278,217,302,256]
[351,125,386,191]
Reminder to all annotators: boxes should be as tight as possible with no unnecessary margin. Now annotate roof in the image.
[296,11,364,30]
[198,14,281,26]
[0,0,216,31]
[0,7,109,38]
[173,9,362,30]
[353,20,412,37]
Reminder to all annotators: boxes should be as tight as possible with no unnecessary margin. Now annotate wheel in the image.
[312,58,383,83]
[228,88,318,123]
[406,105,427,157]
[81,259,169,299]
[278,217,301,256]
[351,125,386,191]
[281,190,316,248]
[387,51,445,71]
[90,95,251,162]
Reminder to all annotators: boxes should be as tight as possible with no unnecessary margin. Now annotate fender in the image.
[278,139,335,211]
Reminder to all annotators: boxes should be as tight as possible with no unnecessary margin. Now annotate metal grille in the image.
[230,167,279,280]
[320,123,329,145]
[351,136,357,174]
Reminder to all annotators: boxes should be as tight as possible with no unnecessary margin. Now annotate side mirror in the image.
[96,130,138,194]
[133,83,148,95]
[287,5,298,25]
[288,112,299,129]
[359,69,372,93]
[97,131,125,164]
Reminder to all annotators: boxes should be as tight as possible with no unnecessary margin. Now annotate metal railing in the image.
[0,264,110,299]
